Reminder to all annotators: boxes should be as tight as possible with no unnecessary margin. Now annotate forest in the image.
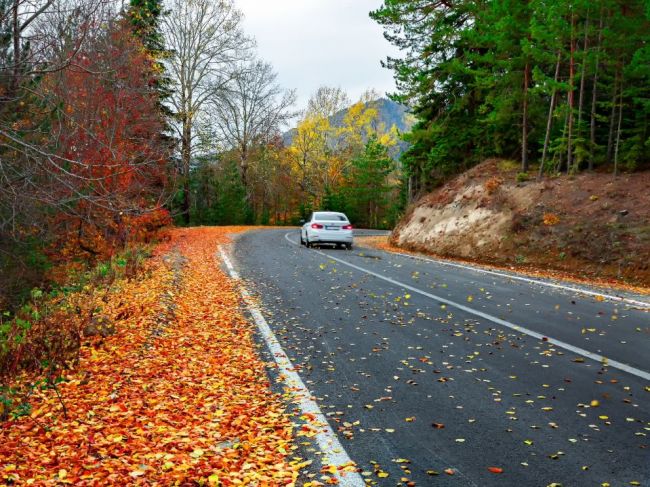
[371,0,650,198]
[0,0,408,313]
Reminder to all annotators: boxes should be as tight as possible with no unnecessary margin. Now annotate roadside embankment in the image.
[389,160,650,288]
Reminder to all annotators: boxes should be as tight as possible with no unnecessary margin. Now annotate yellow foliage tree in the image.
[288,88,399,207]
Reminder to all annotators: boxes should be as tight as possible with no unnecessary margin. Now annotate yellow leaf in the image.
[190,448,204,458]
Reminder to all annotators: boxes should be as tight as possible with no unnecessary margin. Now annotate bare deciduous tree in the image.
[306,86,350,119]
[0,0,123,236]
[210,59,296,195]
[162,0,251,223]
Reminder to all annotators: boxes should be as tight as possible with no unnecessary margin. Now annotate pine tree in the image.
[372,0,650,187]
[127,0,172,114]
[344,137,395,229]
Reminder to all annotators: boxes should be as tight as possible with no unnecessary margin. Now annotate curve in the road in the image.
[285,232,650,382]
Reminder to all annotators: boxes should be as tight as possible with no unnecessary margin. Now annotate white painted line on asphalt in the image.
[379,246,650,310]
[307,231,649,309]
[285,232,650,382]
[218,246,365,487]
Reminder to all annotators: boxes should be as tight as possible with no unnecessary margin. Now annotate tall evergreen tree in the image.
[372,0,650,193]
[127,0,172,114]
[343,137,395,228]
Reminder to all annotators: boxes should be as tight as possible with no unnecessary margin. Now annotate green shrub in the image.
[516,172,530,183]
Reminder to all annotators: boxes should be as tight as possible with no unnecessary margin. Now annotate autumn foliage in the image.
[1,227,299,485]
[45,19,171,266]
[1,10,174,311]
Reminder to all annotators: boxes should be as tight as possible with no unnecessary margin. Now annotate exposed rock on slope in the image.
[392,160,650,286]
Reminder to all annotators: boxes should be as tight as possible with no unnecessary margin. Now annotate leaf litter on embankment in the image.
[1,227,300,486]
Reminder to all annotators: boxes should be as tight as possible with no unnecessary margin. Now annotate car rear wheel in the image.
[346,243,352,250]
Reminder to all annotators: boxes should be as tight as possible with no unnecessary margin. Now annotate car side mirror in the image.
[299,219,305,225]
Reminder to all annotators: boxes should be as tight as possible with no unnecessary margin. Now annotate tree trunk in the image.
[575,15,589,172]
[11,0,20,95]
[539,51,562,180]
[589,13,604,170]
[566,12,576,173]
[522,61,530,173]
[606,70,619,164]
[556,109,569,173]
[240,150,248,195]
[181,117,192,225]
[613,78,624,177]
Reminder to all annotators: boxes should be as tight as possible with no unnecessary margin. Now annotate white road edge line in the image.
[380,246,650,310]
[350,232,650,309]
[285,232,650,382]
[218,246,365,487]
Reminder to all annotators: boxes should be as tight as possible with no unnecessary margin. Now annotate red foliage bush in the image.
[44,19,171,265]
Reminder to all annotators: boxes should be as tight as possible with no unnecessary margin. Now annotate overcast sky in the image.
[236,0,399,111]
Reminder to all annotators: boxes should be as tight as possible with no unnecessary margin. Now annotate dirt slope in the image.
[392,160,650,286]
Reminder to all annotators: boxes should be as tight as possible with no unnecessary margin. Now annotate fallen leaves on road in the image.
[354,235,650,295]
[0,227,298,485]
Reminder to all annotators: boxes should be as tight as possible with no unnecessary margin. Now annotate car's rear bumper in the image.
[309,231,353,243]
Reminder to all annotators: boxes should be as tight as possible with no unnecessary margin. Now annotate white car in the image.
[300,211,353,249]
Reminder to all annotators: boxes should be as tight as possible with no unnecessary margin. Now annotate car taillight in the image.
[311,223,324,229]
[342,224,353,230]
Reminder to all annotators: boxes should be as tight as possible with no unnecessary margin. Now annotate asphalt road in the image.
[231,229,650,486]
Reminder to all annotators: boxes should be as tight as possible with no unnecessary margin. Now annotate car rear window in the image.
[314,213,347,221]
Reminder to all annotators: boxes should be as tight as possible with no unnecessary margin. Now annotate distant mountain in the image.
[282,98,413,152]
